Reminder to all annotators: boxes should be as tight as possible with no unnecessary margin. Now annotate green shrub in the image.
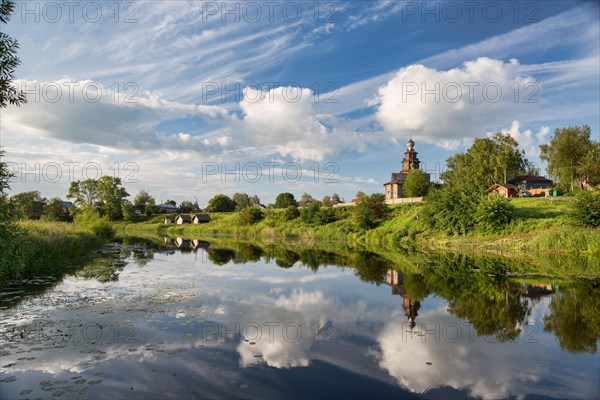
[353,193,389,229]
[74,210,115,238]
[283,206,300,221]
[475,194,515,233]
[422,186,480,235]
[239,207,264,224]
[569,190,600,227]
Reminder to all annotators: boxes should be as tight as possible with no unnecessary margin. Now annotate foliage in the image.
[569,190,600,227]
[422,185,480,235]
[10,190,45,220]
[321,195,331,207]
[232,192,251,211]
[165,199,177,206]
[353,193,389,229]
[475,194,515,233]
[67,176,129,220]
[74,209,115,238]
[178,200,195,213]
[275,192,296,208]
[43,197,70,221]
[239,207,264,224]
[133,190,155,215]
[0,0,26,108]
[299,192,315,207]
[442,133,528,194]
[540,125,599,190]
[208,194,236,212]
[283,206,300,221]
[121,200,136,221]
[403,169,430,197]
[300,203,336,225]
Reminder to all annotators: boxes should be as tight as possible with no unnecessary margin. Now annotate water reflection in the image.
[0,236,598,399]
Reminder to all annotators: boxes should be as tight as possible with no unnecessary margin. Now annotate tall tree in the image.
[208,194,236,212]
[133,190,155,215]
[10,190,45,220]
[68,179,100,210]
[540,125,598,191]
[232,192,251,211]
[442,134,527,194]
[43,197,69,221]
[403,169,430,197]
[68,176,129,220]
[250,195,261,207]
[179,200,195,213]
[275,192,296,208]
[0,0,26,108]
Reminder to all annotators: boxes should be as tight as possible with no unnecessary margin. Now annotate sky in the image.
[1,0,599,206]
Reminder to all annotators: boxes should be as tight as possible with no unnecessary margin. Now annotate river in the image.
[1,236,598,399]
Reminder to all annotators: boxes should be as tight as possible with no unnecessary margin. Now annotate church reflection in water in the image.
[385,269,420,331]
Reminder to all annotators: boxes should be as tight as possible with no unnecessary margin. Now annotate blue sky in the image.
[2,0,599,205]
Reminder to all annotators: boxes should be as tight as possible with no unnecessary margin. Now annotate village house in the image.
[157,203,178,213]
[163,215,175,224]
[383,139,429,200]
[175,214,192,224]
[191,214,210,223]
[508,175,553,196]
[486,183,518,198]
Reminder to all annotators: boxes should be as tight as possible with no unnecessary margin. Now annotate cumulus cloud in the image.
[488,120,550,157]
[233,86,365,161]
[4,79,230,154]
[375,58,540,149]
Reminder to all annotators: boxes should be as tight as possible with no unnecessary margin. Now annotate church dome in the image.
[407,138,415,150]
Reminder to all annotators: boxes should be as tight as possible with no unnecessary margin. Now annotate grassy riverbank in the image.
[114,198,600,258]
[0,221,109,282]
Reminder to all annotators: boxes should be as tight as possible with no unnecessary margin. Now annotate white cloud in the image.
[233,86,365,161]
[375,58,539,149]
[488,120,550,157]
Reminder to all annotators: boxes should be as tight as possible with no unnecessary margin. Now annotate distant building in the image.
[157,204,178,213]
[175,214,192,224]
[191,214,210,224]
[486,183,518,198]
[508,175,553,197]
[163,215,175,224]
[384,139,428,200]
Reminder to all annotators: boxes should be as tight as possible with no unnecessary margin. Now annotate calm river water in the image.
[1,237,599,399]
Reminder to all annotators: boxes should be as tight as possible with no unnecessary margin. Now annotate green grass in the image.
[0,221,108,283]
[113,197,599,261]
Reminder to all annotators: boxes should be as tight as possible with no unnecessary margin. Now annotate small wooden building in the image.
[508,175,553,196]
[486,183,518,198]
[175,214,192,224]
[191,214,210,224]
[163,215,175,224]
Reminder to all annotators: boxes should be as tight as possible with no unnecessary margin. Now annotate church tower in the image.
[383,139,423,200]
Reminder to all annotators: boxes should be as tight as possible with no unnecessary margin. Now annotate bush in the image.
[475,194,515,233]
[208,194,236,212]
[422,186,480,235]
[569,190,600,227]
[74,210,115,238]
[353,193,389,229]
[403,169,430,197]
[283,206,300,221]
[239,207,264,224]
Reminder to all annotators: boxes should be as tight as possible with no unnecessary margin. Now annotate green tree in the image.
[331,193,342,203]
[355,191,367,200]
[208,194,236,212]
[121,200,136,221]
[283,205,300,221]
[442,134,527,194]
[0,0,26,108]
[68,176,129,220]
[178,200,195,213]
[10,190,45,220]
[569,190,600,227]
[0,149,20,271]
[540,125,598,191]
[250,195,261,207]
[232,192,251,211]
[422,185,480,235]
[275,192,296,208]
[67,179,100,210]
[353,193,389,229]
[165,199,176,206]
[43,197,68,221]
[133,190,155,215]
[299,192,315,207]
[239,207,263,224]
[97,176,129,220]
[403,169,430,197]
[321,195,331,207]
